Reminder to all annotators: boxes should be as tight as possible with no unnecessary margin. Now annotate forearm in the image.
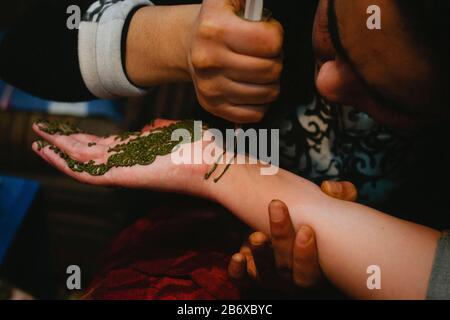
[125,5,200,87]
[202,162,441,299]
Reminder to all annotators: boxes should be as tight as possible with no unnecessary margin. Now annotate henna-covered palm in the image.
[32,119,209,195]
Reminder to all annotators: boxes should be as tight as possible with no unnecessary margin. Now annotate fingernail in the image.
[249,232,268,246]
[232,253,244,263]
[322,181,342,196]
[269,201,286,223]
[297,226,313,246]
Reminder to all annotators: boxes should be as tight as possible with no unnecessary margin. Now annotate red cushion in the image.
[84,199,248,300]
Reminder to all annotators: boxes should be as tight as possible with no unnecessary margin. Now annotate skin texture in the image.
[125,5,199,85]
[314,0,449,130]
[228,181,358,292]
[32,120,441,299]
[126,1,284,124]
[206,150,440,300]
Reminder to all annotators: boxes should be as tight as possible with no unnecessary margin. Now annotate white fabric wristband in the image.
[78,0,153,99]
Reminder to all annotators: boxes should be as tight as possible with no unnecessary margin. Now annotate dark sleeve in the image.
[0,0,200,102]
[0,0,95,102]
[427,231,450,300]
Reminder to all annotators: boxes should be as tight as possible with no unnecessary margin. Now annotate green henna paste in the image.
[35,120,200,177]
[35,120,234,183]
[36,139,50,151]
[37,120,84,135]
[204,131,238,183]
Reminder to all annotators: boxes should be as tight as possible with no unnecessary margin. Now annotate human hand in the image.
[31,119,211,196]
[228,181,357,292]
[187,0,284,123]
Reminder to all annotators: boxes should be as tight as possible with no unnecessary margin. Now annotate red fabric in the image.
[84,199,249,300]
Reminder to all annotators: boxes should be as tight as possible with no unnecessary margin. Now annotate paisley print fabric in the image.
[279,97,412,205]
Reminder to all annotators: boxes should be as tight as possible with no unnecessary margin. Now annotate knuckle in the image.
[264,86,280,103]
[191,48,215,70]
[268,40,283,57]
[267,23,284,55]
[263,61,283,82]
[293,252,307,266]
[272,61,284,79]
[271,231,291,242]
[196,81,218,99]
[198,18,222,40]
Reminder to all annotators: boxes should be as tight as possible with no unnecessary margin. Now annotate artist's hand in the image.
[31,119,211,196]
[187,0,284,123]
[228,181,357,292]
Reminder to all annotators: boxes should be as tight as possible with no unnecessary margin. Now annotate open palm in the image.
[32,119,209,195]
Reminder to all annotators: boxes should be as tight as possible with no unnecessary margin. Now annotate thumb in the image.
[292,226,322,288]
[227,0,246,12]
[202,0,244,14]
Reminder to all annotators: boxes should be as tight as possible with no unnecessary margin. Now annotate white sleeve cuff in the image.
[78,0,153,99]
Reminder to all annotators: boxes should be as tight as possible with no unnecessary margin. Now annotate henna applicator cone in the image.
[233,0,265,132]
[244,0,264,21]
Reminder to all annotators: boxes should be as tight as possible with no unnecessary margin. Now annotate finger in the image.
[321,181,358,202]
[202,0,284,58]
[228,253,248,281]
[249,232,277,285]
[292,226,323,289]
[197,74,280,106]
[239,243,258,280]
[269,200,296,275]
[207,104,269,124]
[223,54,283,85]
[223,15,284,58]
[32,142,112,186]
[141,119,178,133]
[33,124,108,162]
[224,80,280,106]
[193,47,283,85]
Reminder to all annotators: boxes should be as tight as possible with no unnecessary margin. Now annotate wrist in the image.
[125,5,200,87]
[205,159,332,233]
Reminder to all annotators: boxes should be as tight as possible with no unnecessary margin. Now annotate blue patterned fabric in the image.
[279,97,411,205]
[0,80,123,122]
[0,176,40,263]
